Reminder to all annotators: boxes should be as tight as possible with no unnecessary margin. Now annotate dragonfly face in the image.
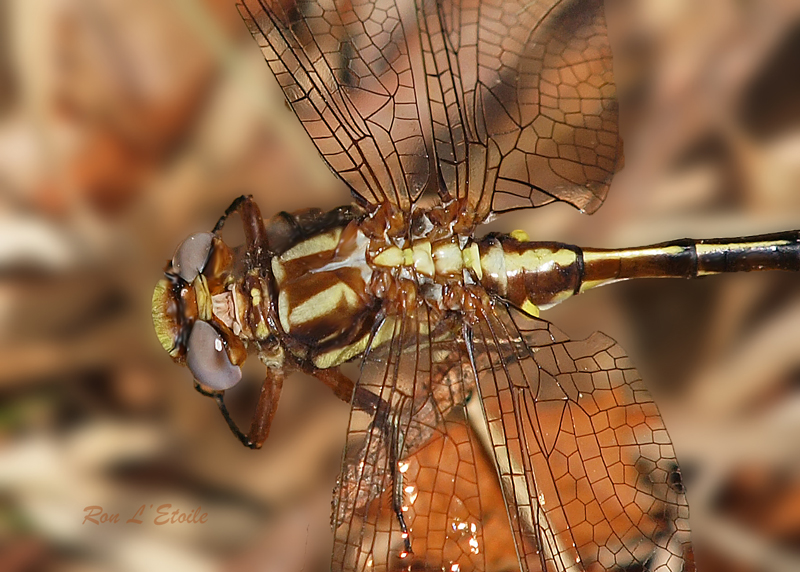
[152,231,250,392]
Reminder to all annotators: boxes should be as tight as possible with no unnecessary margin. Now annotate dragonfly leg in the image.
[196,367,284,449]
[388,414,413,556]
[312,366,391,419]
[212,195,248,233]
[311,367,355,404]
[245,368,285,448]
[212,393,257,449]
[212,195,268,256]
[318,365,413,552]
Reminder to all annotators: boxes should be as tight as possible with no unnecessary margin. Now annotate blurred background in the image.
[0,0,798,571]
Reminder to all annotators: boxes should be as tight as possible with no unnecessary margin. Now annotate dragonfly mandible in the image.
[152,0,799,570]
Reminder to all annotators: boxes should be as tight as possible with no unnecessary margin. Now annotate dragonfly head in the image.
[152,232,247,392]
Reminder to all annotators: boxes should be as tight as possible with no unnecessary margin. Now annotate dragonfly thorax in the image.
[268,201,482,369]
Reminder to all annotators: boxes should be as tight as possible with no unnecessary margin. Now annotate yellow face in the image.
[152,233,247,392]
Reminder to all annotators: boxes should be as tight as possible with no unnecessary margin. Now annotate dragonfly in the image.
[152,0,798,570]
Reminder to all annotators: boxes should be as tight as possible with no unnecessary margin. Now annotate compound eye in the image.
[186,321,242,390]
[172,232,214,282]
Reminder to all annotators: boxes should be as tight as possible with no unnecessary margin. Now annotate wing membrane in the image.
[471,304,692,571]
[447,0,621,217]
[331,299,692,572]
[239,0,433,211]
[332,306,503,572]
[240,0,622,220]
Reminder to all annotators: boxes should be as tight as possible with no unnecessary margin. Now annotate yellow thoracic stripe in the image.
[273,229,344,286]
[313,316,397,369]
[279,282,360,332]
[280,228,342,262]
[278,291,290,334]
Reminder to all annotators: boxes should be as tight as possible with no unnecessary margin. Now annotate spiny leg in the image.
[388,412,413,556]
[317,366,413,553]
[195,367,284,449]
[212,195,268,254]
[212,195,248,233]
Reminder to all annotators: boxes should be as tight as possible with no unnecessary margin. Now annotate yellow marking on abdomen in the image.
[411,242,434,277]
[509,229,529,242]
[480,241,507,294]
[582,245,686,264]
[462,243,482,279]
[374,246,404,267]
[521,300,539,317]
[695,240,788,275]
[371,241,436,278]
[504,248,577,275]
[580,245,688,292]
[579,278,616,293]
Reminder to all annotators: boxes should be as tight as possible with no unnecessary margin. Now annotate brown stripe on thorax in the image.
[271,223,376,353]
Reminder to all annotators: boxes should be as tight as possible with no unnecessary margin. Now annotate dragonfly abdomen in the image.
[478,230,800,315]
[579,231,800,292]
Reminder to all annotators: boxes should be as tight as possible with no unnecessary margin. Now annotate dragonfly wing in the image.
[455,0,623,219]
[239,0,621,219]
[238,0,436,211]
[332,306,507,572]
[470,304,693,572]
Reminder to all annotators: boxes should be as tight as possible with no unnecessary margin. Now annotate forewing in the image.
[445,0,622,219]
[239,0,621,219]
[238,0,433,211]
[470,304,693,572]
[332,306,509,572]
